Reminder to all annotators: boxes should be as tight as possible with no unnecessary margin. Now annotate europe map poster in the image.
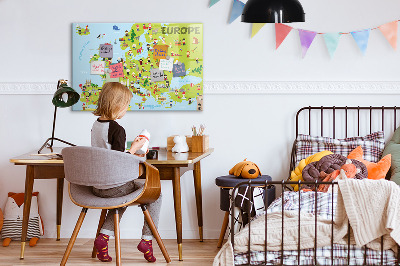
[72,23,203,111]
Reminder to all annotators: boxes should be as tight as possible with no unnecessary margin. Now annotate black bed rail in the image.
[230,179,400,266]
[295,106,399,138]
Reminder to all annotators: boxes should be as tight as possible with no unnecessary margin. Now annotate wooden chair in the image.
[60,146,171,265]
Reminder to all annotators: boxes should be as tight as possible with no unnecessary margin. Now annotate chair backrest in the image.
[62,146,145,187]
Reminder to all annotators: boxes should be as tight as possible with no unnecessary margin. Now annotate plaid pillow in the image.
[295,131,385,166]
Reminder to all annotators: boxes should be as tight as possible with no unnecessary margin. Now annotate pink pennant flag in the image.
[378,21,398,50]
[275,23,293,49]
[298,29,317,58]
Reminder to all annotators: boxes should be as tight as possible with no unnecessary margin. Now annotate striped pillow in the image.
[294,131,385,167]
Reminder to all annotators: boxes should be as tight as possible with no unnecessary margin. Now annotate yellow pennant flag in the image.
[251,23,266,38]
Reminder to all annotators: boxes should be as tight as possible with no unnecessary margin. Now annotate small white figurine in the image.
[172,135,189,153]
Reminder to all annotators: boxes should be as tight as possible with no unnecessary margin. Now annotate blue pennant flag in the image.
[209,0,221,7]
[323,33,341,58]
[351,29,371,55]
[229,0,245,23]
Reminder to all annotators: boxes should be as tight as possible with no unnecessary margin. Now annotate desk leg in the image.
[172,167,183,261]
[20,165,35,259]
[56,178,64,241]
[193,161,203,242]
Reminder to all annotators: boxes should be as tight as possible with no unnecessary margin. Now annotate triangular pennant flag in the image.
[229,0,245,24]
[298,29,317,58]
[209,0,220,7]
[251,23,266,38]
[323,33,341,58]
[275,23,293,49]
[351,29,370,55]
[378,21,398,50]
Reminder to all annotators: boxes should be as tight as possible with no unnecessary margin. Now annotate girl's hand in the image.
[128,137,147,154]
[134,148,149,157]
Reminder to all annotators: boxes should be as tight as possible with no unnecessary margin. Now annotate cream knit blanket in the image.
[335,178,399,251]
[213,179,400,266]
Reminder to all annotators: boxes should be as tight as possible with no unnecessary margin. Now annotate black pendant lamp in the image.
[242,0,305,23]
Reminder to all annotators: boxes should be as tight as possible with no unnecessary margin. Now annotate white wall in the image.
[1,0,400,240]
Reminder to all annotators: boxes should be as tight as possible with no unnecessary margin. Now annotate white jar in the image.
[136,129,150,154]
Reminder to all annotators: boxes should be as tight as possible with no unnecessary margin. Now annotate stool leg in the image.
[217,211,230,248]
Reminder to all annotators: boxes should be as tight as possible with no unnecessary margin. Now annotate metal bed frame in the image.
[230,106,400,266]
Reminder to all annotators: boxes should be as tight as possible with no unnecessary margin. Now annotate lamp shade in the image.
[52,84,80,108]
[241,0,305,23]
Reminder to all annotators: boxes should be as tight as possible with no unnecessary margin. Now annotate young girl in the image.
[91,82,162,263]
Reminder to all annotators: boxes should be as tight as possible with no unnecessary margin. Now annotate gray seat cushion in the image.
[69,180,145,208]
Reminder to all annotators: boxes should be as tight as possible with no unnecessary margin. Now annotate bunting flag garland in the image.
[251,23,266,38]
[378,21,398,50]
[229,0,245,23]
[351,29,370,55]
[298,29,317,58]
[323,33,341,58]
[209,0,220,7]
[207,4,400,57]
[275,23,293,49]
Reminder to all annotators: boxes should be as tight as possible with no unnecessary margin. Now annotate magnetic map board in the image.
[72,23,203,111]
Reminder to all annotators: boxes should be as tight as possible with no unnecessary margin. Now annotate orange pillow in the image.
[347,146,391,180]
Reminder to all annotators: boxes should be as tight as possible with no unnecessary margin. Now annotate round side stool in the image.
[215,175,275,248]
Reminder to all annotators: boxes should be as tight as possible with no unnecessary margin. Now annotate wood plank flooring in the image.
[0,239,222,265]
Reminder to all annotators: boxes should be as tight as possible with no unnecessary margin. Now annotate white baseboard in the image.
[1,81,400,94]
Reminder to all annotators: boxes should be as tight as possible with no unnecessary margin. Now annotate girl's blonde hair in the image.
[93,82,132,120]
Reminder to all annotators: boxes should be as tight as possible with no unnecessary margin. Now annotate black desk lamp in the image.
[38,79,80,154]
[241,0,305,23]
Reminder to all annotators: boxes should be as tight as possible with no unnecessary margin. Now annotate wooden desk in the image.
[10,147,213,261]
[9,148,64,259]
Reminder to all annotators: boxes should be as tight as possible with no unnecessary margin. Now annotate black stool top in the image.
[215,175,272,188]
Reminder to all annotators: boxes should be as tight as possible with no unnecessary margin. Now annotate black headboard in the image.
[289,106,400,178]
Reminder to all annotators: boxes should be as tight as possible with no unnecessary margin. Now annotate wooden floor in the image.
[0,239,221,265]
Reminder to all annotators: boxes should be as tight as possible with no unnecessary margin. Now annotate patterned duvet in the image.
[234,191,397,265]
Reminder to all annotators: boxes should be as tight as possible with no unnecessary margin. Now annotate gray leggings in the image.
[92,180,162,240]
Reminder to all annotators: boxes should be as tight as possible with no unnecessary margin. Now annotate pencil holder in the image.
[191,135,209,152]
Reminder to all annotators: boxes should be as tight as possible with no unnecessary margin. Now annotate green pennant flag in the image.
[323,33,341,58]
[209,0,221,7]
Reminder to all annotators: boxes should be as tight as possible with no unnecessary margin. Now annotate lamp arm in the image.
[50,105,58,148]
